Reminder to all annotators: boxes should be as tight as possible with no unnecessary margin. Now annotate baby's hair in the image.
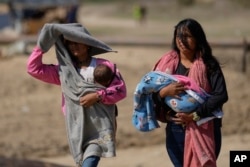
[94,64,113,87]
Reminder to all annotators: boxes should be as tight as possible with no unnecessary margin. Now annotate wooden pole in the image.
[242,38,249,73]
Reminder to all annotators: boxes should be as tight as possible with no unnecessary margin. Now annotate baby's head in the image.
[94,64,113,87]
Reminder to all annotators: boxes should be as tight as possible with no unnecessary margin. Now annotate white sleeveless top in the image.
[77,58,97,83]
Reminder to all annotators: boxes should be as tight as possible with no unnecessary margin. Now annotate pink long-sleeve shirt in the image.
[27,46,127,115]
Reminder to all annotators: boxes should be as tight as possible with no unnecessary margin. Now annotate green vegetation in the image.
[231,0,250,8]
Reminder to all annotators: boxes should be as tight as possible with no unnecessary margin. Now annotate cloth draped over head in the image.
[37,23,117,166]
[37,23,115,56]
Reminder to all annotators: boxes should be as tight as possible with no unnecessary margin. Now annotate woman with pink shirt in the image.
[27,23,126,167]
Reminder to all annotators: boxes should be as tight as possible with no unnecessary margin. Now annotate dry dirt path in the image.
[39,133,250,167]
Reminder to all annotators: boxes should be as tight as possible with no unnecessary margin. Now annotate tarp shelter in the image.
[0,0,79,34]
[2,0,78,8]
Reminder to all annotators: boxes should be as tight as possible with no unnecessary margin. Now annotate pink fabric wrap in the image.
[184,122,216,167]
[173,74,203,94]
[153,50,216,167]
[153,50,210,92]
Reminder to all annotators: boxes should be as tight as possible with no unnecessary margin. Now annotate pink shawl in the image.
[153,50,210,92]
[153,50,216,167]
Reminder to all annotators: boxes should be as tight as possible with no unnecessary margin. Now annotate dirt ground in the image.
[1,1,250,167]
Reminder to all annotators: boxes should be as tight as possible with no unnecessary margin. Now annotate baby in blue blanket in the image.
[132,71,208,131]
[134,71,207,113]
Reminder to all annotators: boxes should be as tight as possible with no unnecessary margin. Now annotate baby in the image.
[93,64,113,87]
[134,71,207,113]
[132,71,208,131]
[132,71,223,132]
[94,64,119,119]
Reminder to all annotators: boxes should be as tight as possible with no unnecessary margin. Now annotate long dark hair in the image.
[172,18,220,74]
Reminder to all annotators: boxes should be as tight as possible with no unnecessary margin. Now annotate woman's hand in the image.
[79,92,99,107]
[175,112,194,124]
[167,112,193,125]
[37,24,61,52]
[159,82,186,99]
